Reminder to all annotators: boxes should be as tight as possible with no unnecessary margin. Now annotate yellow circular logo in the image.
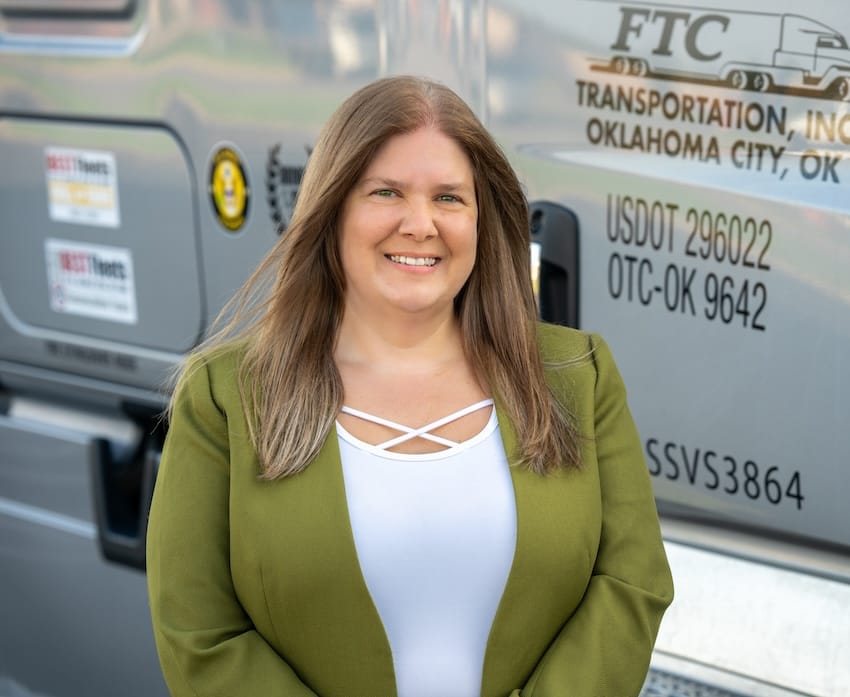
[209,147,249,231]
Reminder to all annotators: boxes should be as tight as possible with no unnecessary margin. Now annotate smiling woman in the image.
[146,75,673,697]
[337,125,479,339]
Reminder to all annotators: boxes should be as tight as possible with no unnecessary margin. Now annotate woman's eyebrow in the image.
[359,177,403,188]
[359,177,473,191]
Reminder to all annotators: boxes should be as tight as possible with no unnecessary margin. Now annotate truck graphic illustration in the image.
[590,3,850,100]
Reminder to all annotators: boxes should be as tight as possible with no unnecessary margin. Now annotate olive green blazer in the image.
[147,324,673,697]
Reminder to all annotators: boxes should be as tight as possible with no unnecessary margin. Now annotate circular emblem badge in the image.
[209,147,249,231]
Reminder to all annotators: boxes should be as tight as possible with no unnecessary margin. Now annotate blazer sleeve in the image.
[146,358,317,697]
[512,334,674,697]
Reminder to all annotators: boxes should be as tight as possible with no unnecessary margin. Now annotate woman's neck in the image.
[334,307,465,371]
[334,306,490,442]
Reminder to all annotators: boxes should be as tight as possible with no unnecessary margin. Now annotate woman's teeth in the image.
[388,255,437,267]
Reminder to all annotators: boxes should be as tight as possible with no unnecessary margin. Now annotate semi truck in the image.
[590,2,850,100]
[1,0,848,696]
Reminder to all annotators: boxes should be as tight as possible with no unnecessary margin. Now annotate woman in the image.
[147,75,673,697]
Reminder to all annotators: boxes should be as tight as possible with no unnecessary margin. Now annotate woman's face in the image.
[338,125,478,323]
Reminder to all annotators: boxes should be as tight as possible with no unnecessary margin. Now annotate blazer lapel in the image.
[480,400,598,697]
[252,426,397,697]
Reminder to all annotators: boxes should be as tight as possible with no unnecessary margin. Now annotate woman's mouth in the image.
[387,255,438,267]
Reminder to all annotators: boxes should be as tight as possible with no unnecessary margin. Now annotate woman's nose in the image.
[398,199,437,240]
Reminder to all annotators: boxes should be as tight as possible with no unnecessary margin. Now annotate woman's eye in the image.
[373,189,396,197]
[437,194,460,203]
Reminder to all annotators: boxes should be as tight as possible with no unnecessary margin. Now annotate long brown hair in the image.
[178,75,581,478]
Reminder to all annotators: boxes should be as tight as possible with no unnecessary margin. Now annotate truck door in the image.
[0,119,196,697]
[0,4,197,696]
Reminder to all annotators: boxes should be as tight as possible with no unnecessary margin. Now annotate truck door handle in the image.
[90,414,162,571]
[530,201,580,328]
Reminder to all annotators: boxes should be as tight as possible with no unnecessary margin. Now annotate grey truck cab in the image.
[1,1,848,696]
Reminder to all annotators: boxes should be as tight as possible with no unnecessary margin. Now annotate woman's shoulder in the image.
[535,322,596,362]
[535,322,629,410]
[175,338,251,404]
[535,322,621,384]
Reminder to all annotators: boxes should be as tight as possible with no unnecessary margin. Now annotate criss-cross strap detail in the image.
[339,399,495,451]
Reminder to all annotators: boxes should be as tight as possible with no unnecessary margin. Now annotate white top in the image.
[337,401,517,697]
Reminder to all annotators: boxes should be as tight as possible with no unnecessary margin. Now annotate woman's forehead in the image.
[359,127,474,183]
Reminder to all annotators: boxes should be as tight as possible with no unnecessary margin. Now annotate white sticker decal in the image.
[45,239,137,324]
[45,147,120,228]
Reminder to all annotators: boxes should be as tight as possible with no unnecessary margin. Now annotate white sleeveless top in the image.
[337,400,517,697]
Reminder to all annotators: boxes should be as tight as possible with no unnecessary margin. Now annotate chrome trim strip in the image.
[0,496,96,539]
